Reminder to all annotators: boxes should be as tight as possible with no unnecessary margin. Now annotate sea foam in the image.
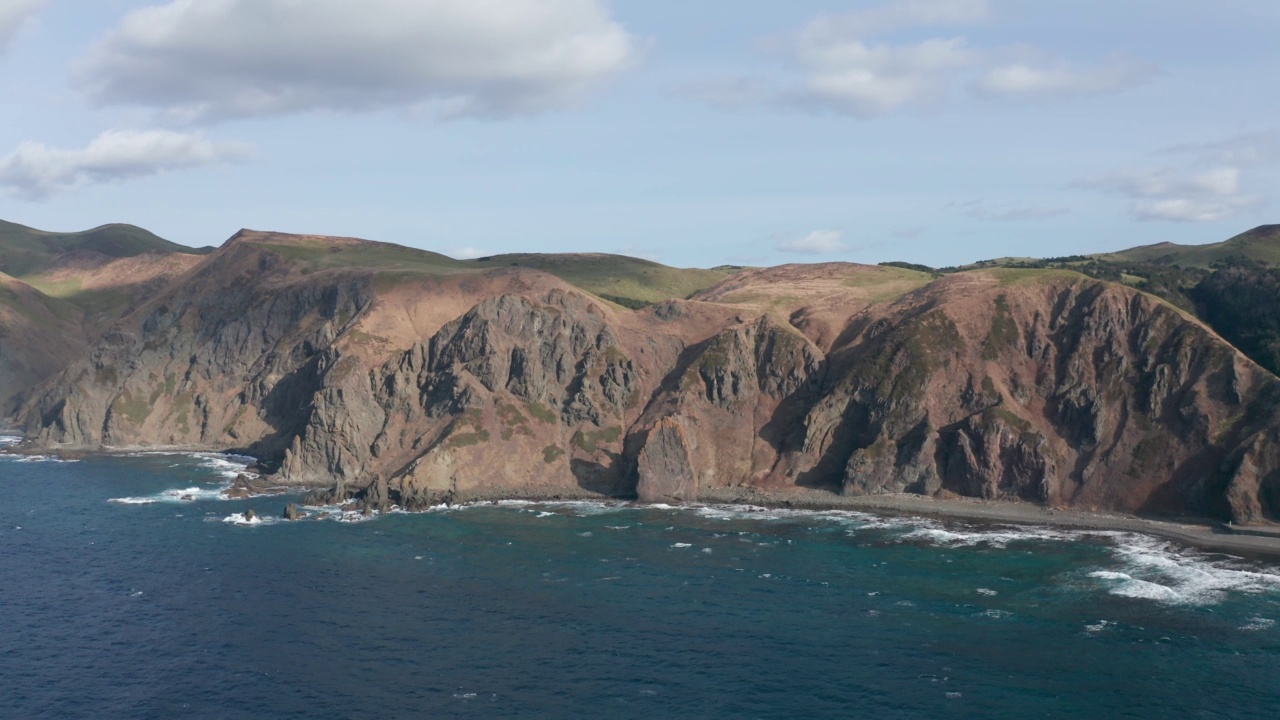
[1087,535,1280,606]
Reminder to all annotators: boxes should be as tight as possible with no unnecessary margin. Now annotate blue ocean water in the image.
[1,449,1278,719]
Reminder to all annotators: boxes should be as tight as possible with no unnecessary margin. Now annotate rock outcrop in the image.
[636,416,697,503]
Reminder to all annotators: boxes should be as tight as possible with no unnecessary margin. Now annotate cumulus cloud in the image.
[0,130,251,200]
[693,0,1155,118]
[1075,167,1259,223]
[0,0,44,52]
[1076,130,1278,222]
[778,230,847,255]
[786,1,986,116]
[75,0,637,123]
[959,200,1069,222]
[973,56,1158,100]
[790,35,978,117]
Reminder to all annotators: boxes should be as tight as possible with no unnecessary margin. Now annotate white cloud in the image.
[778,230,847,255]
[1075,166,1261,223]
[76,0,637,122]
[1077,131,1280,222]
[973,56,1157,100]
[791,36,978,117]
[0,0,44,52]
[451,247,486,260]
[786,2,984,117]
[0,130,251,200]
[694,0,1155,118]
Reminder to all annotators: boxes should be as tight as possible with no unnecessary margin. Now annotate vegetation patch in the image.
[446,430,491,449]
[111,389,152,426]
[526,402,557,424]
[983,294,1019,360]
[571,426,622,454]
[542,445,565,464]
[497,401,531,440]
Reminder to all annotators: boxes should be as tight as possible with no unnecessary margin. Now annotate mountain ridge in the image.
[4,220,1280,525]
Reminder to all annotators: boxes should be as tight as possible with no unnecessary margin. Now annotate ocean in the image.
[1,444,1278,719]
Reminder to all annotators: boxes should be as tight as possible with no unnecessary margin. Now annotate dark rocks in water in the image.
[283,503,302,521]
[244,508,257,522]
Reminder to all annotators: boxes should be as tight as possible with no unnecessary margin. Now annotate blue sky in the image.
[1,0,1277,267]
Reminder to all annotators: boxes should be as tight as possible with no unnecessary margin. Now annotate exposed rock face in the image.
[13,230,1280,524]
[636,416,697,503]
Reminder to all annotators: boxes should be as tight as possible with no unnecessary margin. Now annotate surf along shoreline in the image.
[5,436,1280,562]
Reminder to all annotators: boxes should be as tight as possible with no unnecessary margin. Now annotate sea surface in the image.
[2,443,1279,719]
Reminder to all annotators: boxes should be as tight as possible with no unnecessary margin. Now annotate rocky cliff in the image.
[12,230,1280,524]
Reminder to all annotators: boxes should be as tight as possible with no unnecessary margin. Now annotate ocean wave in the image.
[1086,535,1280,606]
[1239,617,1275,631]
[898,523,1090,548]
[122,451,255,480]
[219,512,279,527]
[110,485,232,505]
[0,452,79,463]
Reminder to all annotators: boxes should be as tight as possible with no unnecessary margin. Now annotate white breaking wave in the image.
[122,451,256,480]
[111,485,231,505]
[220,512,278,527]
[1239,617,1275,631]
[108,453,256,505]
[1086,534,1280,606]
[899,523,1087,548]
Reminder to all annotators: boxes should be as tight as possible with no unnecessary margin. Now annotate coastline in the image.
[422,484,1280,562]
[5,436,1280,561]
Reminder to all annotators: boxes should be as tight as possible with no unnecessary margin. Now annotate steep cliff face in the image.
[782,274,1280,521]
[14,231,1280,523]
[22,235,373,460]
[285,289,663,508]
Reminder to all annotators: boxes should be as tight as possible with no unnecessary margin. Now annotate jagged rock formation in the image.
[10,230,1280,524]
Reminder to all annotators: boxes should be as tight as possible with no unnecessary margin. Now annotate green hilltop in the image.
[0,219,214,277]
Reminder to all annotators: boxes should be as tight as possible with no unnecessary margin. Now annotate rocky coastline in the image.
[7,229,1280,539]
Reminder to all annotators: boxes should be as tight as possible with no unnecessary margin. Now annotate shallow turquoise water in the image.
[1,449,1278,719]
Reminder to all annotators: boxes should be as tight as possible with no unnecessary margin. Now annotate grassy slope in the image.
[0,219,212,277]
[1096,225,1280,268]
[249,235,728,307]
[472,253,728,306]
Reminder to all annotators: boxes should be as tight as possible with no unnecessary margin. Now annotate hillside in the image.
[1,221,1279,525]
[1097,224,1280,268]
[0,219,212,277]
[5,226,1276,526]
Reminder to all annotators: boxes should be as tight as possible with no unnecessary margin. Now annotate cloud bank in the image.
[0,0,44,52]
[692,0,1157,118]
[1076,130,1278,223]
[0,130,251,200]
[77,0,638,122]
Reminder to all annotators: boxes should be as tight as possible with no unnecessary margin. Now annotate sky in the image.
[0,0,1278,268]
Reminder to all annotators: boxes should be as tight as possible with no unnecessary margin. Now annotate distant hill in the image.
[0,220,213,277]
[1095,225,1280,268]
[221,230,728,309]
[471,253,728,308]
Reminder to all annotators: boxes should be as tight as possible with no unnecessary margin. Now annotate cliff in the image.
[10,229,1280,523]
